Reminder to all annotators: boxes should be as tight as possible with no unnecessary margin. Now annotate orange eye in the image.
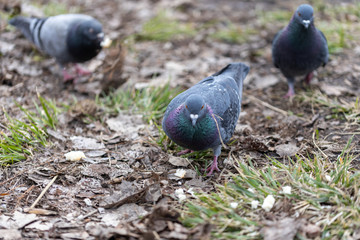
[185,105,188,109]
[298,12,301,17]
[201,105,204,109]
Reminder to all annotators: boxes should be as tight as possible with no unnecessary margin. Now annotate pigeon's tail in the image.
[8,16,35,42]
[8,16,48,47]
[213,62,250,89]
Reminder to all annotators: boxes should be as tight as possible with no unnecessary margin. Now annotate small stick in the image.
[77,209,98,221]
[0,170,26,187]
[14,185,35,211]
[29,175,58,209]
[211,113,226,149]
[247,95,288,116]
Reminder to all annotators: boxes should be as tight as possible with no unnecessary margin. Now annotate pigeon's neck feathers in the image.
[212,63,250,89]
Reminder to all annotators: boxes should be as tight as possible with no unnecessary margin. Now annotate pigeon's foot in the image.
[304,72,314,84]
[206,156,220,176]
[177,149,194,156]
[283,85,295,98]
[283,90,295,98]
[75,64,92,76]
[62,69,76,82]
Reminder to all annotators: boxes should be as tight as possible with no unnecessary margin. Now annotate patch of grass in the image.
[182,137,359,239]
[0,96,61,164]
[318,21,349,54]
[211,23,256,44]
[33,1,80,16]
[257,9,292,26]
[135,11,196,42]
[97,83,182,124]
[297,91,360,124]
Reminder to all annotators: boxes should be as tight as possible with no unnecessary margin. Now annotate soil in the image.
[0,0,359,239]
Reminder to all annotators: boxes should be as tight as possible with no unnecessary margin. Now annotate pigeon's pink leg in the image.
[284,78,295,98]
[206,156,220,176]
[75,64,92,76]
[62,69,76,82]
[177,149,194,156]
[304,72,313,85]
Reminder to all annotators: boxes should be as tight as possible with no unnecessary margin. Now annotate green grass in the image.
[135,11,196,41]
[182,137,360,239]
[297,91,360,124]
[0,96,61,164]
[211,23,256,44]
[33,1,80,16]
[97,83,182,124]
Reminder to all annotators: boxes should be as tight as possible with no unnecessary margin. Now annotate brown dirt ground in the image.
[0,0,359,239]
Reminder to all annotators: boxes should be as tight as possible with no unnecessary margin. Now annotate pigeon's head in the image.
[78,20,104,49]
[294,4,314,29]
[184,94,207,127]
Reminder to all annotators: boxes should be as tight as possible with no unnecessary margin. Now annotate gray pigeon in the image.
[162,63,250,175]
[272,4,328,97]
[9,14,104,81]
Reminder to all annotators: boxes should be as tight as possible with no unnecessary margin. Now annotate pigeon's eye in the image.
[185,105,188,109]
[89,28,94,33]
[298,12,301,17]
[201,105,204,110]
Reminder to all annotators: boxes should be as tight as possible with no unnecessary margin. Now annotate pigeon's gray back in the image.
[38,14,94,64]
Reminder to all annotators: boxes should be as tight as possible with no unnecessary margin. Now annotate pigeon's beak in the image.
[190,114,198,127]
[302,20,310,29]
[97,32,104,39]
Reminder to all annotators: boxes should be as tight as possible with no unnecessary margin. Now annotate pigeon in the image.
[8,14,105,81]
[272,4,328,97]
[162,63,250,175]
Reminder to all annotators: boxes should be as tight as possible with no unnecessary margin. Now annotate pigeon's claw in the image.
[206,156,220,176]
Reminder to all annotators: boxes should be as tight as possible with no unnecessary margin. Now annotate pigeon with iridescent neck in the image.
[162,63,250,175]
[9,14,105,82]
[272,4,328,97]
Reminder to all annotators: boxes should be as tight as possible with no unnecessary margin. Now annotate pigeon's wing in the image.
[39,14,94,64]
[272,29,284,68]
[201,76,243,142]
[318,29,329,66]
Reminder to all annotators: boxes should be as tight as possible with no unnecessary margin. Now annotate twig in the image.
[211,113,226,149]
[29,175,58,209]
[14,185,35,211]
[247,95,288,116]
[324,132,360,140]
[77,209,98,221]
[312,131,328,159]
[0,170,26,187]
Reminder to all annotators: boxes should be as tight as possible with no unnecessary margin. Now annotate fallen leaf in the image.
[261,217,303,240]
[106,114,145,140]
[319,83,348,96]
[70,136,105,150]
[275,143,299,157]
[101,203,148,227]
[145,183,162,202]
[299,223,321,238]
[169,156,192,167]
[0,229,22,240]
